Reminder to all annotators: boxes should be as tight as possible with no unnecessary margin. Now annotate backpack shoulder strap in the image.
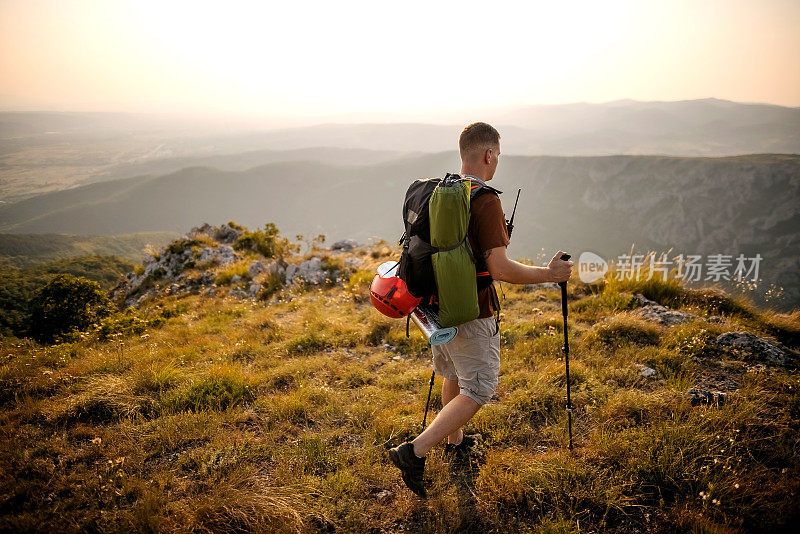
[467,177,502,200]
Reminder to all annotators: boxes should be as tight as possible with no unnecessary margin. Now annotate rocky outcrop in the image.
[288,257,338,285]
[630,293,696,326]
[711,331,792,367]
[189,222,243,244]
[112,224,355,306]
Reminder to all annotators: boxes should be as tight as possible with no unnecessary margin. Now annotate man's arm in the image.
[485,247,573,284]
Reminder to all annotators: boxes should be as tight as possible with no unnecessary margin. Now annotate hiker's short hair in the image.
[459,122,500,159]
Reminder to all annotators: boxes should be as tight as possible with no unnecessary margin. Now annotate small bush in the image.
[234,223,295,258]
[661,321,724,358]
[135,362,181,393]
[172,371,254,411]
[583,314,661,347]
[215,262,250,285]
[28,274,112,343]
[166,236,215,256]
[256,272,283,300]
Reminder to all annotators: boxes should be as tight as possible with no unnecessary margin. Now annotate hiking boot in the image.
[443,433,482,461]
[388,441,426,498]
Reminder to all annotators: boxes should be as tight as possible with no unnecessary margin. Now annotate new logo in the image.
[578,251,608,283]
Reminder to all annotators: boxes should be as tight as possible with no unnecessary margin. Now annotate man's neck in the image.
[459,167,491,182]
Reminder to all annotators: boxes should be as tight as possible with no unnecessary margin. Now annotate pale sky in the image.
[1,0,799,118]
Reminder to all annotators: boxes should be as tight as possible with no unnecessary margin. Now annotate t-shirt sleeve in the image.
[470,193,510,253]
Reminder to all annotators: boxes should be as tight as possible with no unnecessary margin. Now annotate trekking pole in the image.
[421,370,435,429]
[558,253,574,450]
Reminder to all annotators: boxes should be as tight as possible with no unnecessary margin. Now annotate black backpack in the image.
[397,173,502,302]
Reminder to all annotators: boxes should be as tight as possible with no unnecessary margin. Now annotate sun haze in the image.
[1,0,799,117]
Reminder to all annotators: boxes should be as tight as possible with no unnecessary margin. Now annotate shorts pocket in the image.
[461,318,496,339]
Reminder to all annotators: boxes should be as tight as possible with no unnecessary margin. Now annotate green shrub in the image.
[583,314,661,347]
[215,262,250,285]
[256,272,283,300]
[661,321,724,357]
[28,274,112,343]
[172,372,254,411]
[166,236,214,256]
[234,223,295,258]
[286,333,329,354]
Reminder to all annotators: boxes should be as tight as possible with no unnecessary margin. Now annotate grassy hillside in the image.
[1,237,798,532]
[0,232,177,267]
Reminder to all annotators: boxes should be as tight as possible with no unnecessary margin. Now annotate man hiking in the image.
[388,122,574,497]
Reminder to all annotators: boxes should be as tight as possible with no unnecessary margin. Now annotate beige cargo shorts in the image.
[431,316,500,405]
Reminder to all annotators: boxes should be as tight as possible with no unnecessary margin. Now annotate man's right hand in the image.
[548,250,573,283]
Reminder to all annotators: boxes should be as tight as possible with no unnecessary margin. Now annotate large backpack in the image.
[397,173,502,327]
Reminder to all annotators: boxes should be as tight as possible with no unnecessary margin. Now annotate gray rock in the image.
[231,275,242,284]
[248,261,266,278]
[196,245,236,267]
[344,257,364,269]
[248,283,260,296]
[199,271,215,285]
[214,223,243,244]
[707,315,725,323]
[266,259,288,279]
[686,387,727,405]
[283,264,298,284]
[331,239,358,251]
[295,256,332,285]
[713,332,789,367]
[630,293,696,326]
[375,490,392,503]
[636,364,657,378]
[189,223,214,237]
[521,282,559,292]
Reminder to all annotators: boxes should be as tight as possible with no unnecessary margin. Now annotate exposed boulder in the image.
[331,239,358,251]
[636,364,657,378]
[296,257,328,285]
[248,261,266,278]
[189,223,214,237]
[214,223,244,244]
[521,282,560,292]
[712,332,791,367]
[630,293,696,326]
[266,259,288,280]
[284,264,299,284]
[197,245,235,267]
[344,257,364,269]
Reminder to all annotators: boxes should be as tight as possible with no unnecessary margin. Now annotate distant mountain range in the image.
[2,98,798,154]
[1,150,798,307]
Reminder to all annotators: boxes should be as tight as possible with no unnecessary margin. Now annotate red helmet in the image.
[370,261,421,318]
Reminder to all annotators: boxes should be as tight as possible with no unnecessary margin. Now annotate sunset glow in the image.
[1,0,799,117]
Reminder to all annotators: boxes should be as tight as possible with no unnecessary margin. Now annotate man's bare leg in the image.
[440,377,464,445]
[412,394,480,456]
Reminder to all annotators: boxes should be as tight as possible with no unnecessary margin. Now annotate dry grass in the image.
[1,253,799,532]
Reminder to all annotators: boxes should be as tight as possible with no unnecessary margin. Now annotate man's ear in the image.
[484,148,492,165]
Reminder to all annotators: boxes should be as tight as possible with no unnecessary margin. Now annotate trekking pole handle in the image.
[557,253,571,288]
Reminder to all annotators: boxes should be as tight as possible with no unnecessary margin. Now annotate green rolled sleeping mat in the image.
[429,178,479,328]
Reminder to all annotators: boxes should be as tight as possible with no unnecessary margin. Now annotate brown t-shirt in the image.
[467,192,511,318]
